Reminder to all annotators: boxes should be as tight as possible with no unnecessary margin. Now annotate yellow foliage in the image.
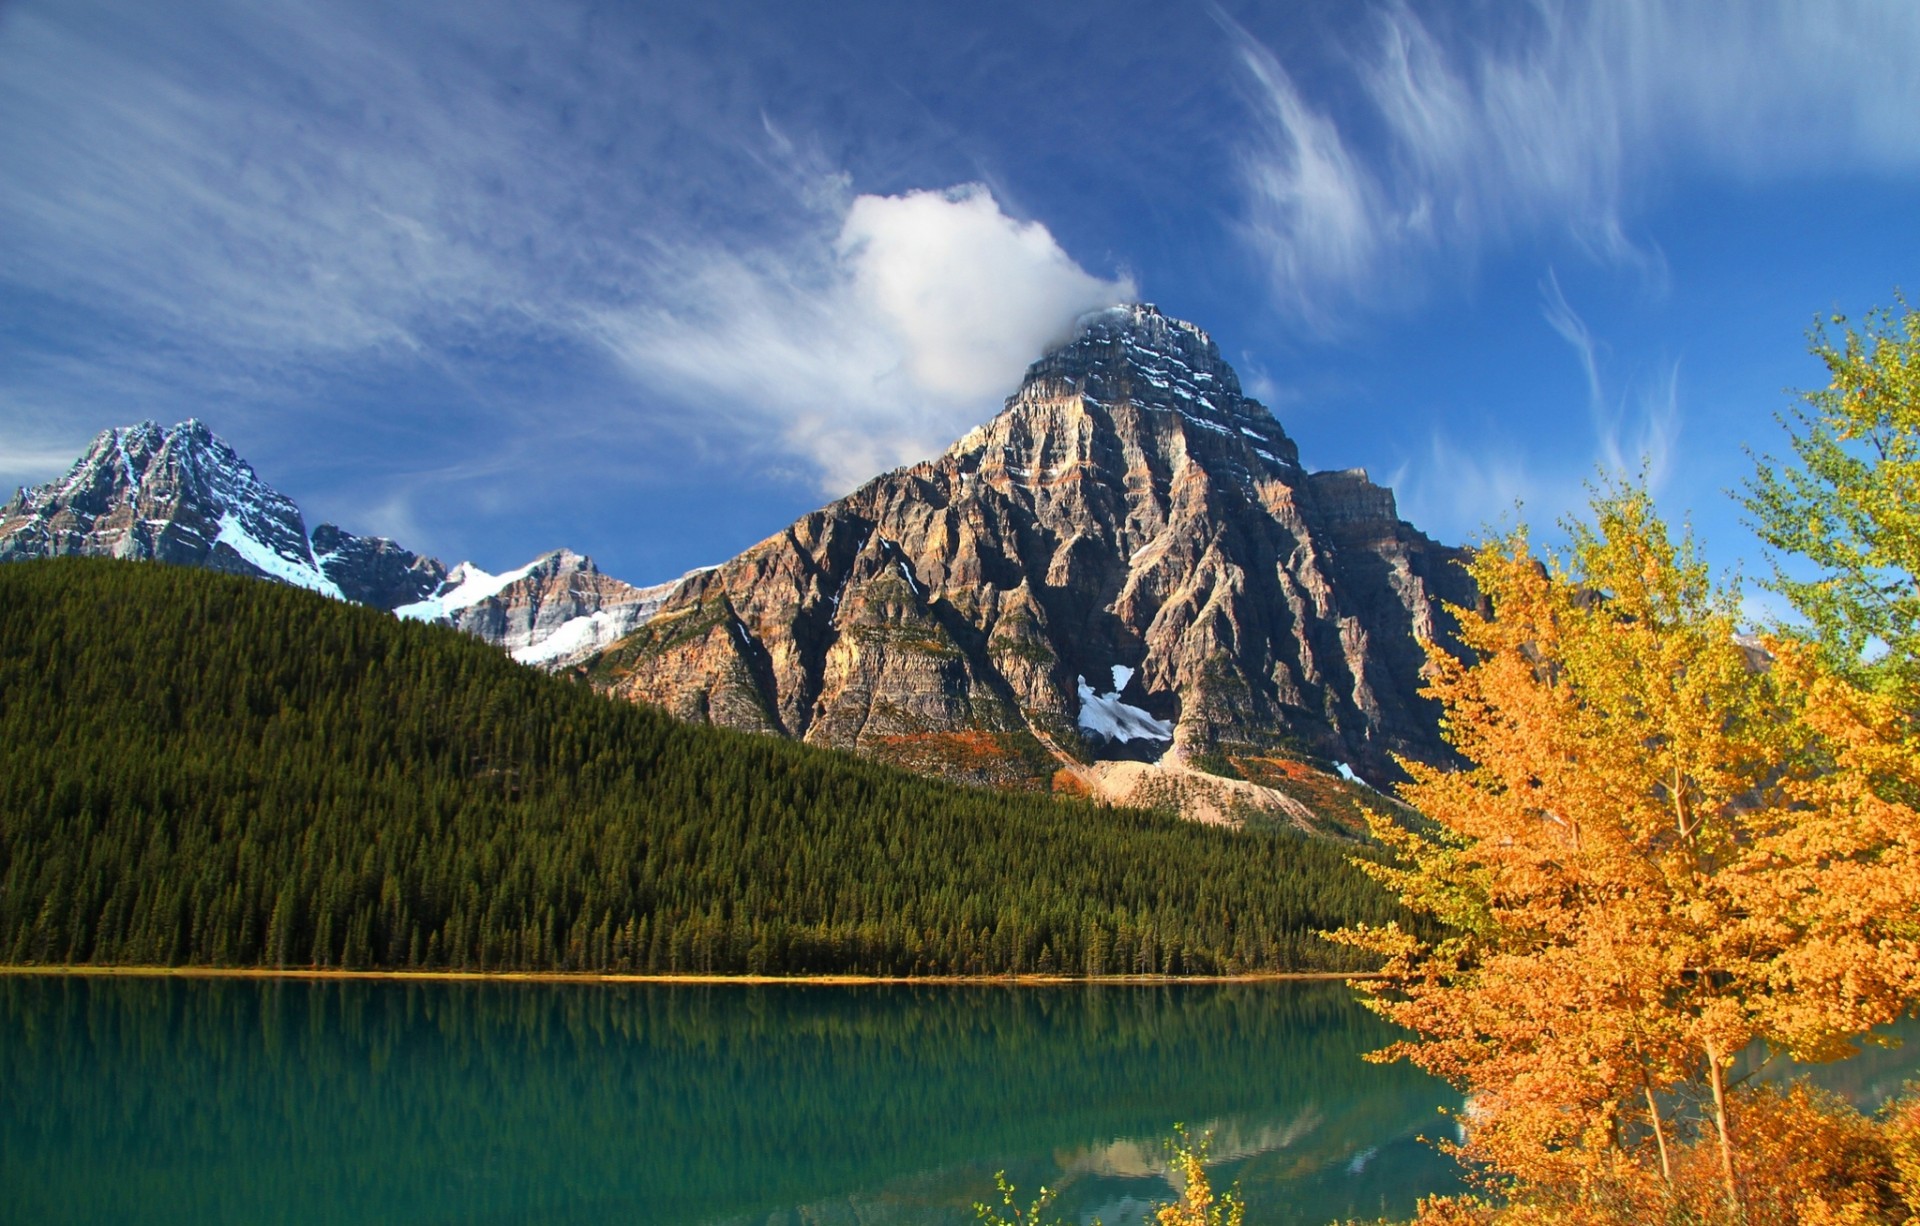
[1154,1127,1245,1226]
[1747,295,1920,701]
[974,1128,1241,1226]
[1331,481,1920,1223]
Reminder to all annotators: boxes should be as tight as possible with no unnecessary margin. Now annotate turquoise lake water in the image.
[1,977,1468,1225]
[9,976,1915,1225]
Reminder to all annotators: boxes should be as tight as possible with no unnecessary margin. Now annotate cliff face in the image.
[592,305,1473,820]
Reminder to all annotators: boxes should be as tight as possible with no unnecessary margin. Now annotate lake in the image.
[1,976,1464,1225]
[7,976,1916,1226]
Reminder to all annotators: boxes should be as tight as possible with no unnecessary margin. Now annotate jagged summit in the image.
[948,302,1300,478]
[0,418,442,604]
[397,547,691,667]
[1,423,672,663]
[593,303,1474,827]
[1045,302,1239,399]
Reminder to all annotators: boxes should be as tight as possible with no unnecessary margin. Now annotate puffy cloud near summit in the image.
[838,187,1127,403]
[597,184,1134,493]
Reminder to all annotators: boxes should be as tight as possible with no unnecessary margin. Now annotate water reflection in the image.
[5,977,1458,1225]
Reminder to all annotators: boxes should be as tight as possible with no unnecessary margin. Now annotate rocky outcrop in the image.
[311,524,449,610]
[592,304,1474,817]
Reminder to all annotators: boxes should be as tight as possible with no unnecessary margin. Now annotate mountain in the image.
[7,306,1471,830]
[396,548,696,667]
[0,557,1399,974]
[0,419,670,666]
[590,305,1474,826]
[0,419,445,607]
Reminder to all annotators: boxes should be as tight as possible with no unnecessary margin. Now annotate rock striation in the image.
[591,304,1474,820]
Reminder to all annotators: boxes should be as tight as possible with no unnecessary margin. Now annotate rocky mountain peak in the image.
[1,418,444,608]
[593,305,1473,829]
[1042,302,1238,395]
[946,301,1300,481]
[4,420,691,666]
[397,547,691,668]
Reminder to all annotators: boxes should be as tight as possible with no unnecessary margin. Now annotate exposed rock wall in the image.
[593,305,1474,799]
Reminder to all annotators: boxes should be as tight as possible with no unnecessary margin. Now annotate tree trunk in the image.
[1704,1039,1742,1219]
[1644,1084,1673,1187]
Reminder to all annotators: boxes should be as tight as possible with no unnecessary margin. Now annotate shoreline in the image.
[0,964,1381,986]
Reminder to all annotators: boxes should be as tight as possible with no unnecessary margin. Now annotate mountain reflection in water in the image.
[4,977,1450,1224]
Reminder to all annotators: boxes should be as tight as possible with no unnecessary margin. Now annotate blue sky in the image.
[3,0,1916,596]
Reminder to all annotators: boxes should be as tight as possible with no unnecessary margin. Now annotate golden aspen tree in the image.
[1333,485,1920,1224]
[1747,296,1920,701]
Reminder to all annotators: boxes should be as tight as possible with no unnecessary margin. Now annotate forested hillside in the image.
[0,559,1398,975]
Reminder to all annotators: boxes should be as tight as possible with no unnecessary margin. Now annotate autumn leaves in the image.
[1335,300,1920,1224]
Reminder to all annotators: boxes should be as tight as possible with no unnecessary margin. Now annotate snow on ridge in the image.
[395,557,542,622]
[1077,672,1173,743]
[510,611,614,666]
[215,512,344,600]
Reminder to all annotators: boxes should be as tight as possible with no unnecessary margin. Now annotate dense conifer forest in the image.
[0,559,1399,975]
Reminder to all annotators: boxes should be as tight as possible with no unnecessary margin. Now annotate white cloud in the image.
[1224,0,1920,314]
[0,5,1131,501]
[839,188,1125,403]
[594,185,1134,492]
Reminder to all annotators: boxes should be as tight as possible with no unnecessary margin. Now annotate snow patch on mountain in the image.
[511,609,626,666]
[1077,672,1173,743]
[215,512,344,599]
[1334,761,1377,791]
[394,559,541,622]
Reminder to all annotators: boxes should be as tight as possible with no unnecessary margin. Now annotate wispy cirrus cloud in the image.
[1539,272,1679,491]
[1220,0,1920,319]
[1387,275,1683,546]
[0,0,1128,510]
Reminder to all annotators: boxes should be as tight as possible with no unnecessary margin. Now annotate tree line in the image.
[0,556,1401,976]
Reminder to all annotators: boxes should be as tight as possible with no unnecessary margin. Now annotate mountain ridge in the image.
[4,304,1474,828]
[0,419,663,667]
[589,303,1474,825]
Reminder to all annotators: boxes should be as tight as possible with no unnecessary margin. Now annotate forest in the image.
[0,555,1399,977]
